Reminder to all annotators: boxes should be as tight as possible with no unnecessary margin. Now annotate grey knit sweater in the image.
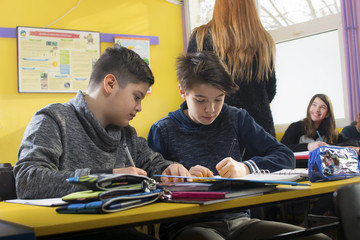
[15,91,173,199]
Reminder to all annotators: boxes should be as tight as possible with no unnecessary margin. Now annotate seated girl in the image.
[280,93,359,152]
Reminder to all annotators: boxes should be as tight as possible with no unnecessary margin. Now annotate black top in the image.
[187,30,277,136]
[281,120,358,152]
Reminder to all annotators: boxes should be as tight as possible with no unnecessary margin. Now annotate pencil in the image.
[227,138,237,158]
[123,143,136,167]
[316,131,324,142]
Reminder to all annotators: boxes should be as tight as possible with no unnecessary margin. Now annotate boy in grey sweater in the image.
[14,45,190,200]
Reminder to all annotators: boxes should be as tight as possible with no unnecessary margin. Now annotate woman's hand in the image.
[307,141,327,151]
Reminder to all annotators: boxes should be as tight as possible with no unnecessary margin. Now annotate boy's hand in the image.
[216,157,250,178]
[189,165,214,177]
[307,141,327,151]
[161,164,192,182]
[113,167,147,176]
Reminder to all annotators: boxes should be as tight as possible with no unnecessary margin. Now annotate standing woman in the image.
[187,0,277,136]
[281,93,359,152]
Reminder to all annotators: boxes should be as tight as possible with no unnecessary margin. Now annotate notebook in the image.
[155,171,310,186]
[159,181,229,192]
[163,184,277,205]
[238,168,309,182]
[170,185,277,199]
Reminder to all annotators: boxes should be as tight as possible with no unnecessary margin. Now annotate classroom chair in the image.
[334,182,360,240]
[266,182,360,240]
[0,163,17,201]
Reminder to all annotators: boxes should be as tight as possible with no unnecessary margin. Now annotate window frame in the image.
[181,1,349,132]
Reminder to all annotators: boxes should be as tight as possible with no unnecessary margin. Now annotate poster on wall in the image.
[17,26,100,93]
[114,36,152,93]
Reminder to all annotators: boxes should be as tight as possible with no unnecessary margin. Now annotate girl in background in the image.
[281,93,358,220]
[281,93,358,152]
[187,0,277,137]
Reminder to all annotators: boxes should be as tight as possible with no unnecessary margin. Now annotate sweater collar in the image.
[68,91,123,151]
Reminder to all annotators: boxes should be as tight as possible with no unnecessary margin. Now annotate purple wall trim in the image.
[342,0,360,121]
[0,27,159,45]
[0,27,16,38]
[100,33,159,45]
[181,4,187,52]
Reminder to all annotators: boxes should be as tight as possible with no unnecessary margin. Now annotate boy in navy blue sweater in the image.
[148,52,329,240]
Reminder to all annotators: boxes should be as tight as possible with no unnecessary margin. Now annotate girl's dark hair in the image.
[88,44,154,90]
[176,51,238,94]
[303,93,338,144]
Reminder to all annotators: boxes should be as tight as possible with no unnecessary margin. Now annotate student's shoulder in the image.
[35,102,73,119]
[341,124,355,131]
[224,104,251,119]
[288,120,303,128]
[151,115,173,129]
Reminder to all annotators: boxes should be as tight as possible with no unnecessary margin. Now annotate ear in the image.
[178,84,187,100]
[103,74,117,94]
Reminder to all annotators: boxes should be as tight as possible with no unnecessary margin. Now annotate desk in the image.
[294,151,309,168]
[1,177,360,238]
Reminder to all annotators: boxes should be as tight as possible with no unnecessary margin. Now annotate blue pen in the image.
[316,131,323,142]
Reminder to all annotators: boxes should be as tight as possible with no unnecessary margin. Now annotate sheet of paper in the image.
[5,198,67,207]
[294,151,310,156]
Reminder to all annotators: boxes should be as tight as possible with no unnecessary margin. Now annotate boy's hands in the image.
[161,163,192,182]
[216,157,250,178]
[189,165,214,177]
[112,167,147,176]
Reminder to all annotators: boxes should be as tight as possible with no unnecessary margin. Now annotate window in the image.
[183,0,348,132]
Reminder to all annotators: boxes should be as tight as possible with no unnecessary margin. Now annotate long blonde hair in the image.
[193,0,275,83]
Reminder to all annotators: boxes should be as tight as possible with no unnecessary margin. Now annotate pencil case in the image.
[66,173,157,192]
[308,145,360,182]
[56,188,163,214]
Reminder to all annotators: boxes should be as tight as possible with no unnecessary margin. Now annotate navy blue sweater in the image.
[148,102,295,175]
[148,102,295,233]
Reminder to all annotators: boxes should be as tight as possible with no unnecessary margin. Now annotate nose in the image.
[205,102,215,113]
[135,102,142,112]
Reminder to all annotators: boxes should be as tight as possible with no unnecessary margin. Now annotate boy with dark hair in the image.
[148,51,329,240]
[341,113,360,146]
[15,44,190,200]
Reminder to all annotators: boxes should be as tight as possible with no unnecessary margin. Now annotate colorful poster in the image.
[115,37,150,67]
[17,27,100,93]
[114,37,152,94]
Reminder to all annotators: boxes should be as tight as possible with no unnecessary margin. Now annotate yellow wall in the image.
[0,0,184,165]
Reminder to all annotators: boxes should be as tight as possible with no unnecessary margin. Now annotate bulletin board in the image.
[17,26,100,93]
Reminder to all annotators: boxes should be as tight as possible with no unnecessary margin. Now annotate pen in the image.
[316,131,324,142]
[227,138,237,158]
[123,143,136,167]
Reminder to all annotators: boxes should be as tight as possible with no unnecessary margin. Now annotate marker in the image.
[316,131,324,142]
[123,143,136,167]
[227,138,237,158]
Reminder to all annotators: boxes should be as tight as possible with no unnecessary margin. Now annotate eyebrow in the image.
[135,90,145,99]
[194,93,225,98]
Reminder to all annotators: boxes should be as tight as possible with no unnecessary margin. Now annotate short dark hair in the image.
[88,44,154,89]
[176,51,238,94]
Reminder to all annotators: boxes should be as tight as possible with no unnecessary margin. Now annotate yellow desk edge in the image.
[0,176,359,237]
